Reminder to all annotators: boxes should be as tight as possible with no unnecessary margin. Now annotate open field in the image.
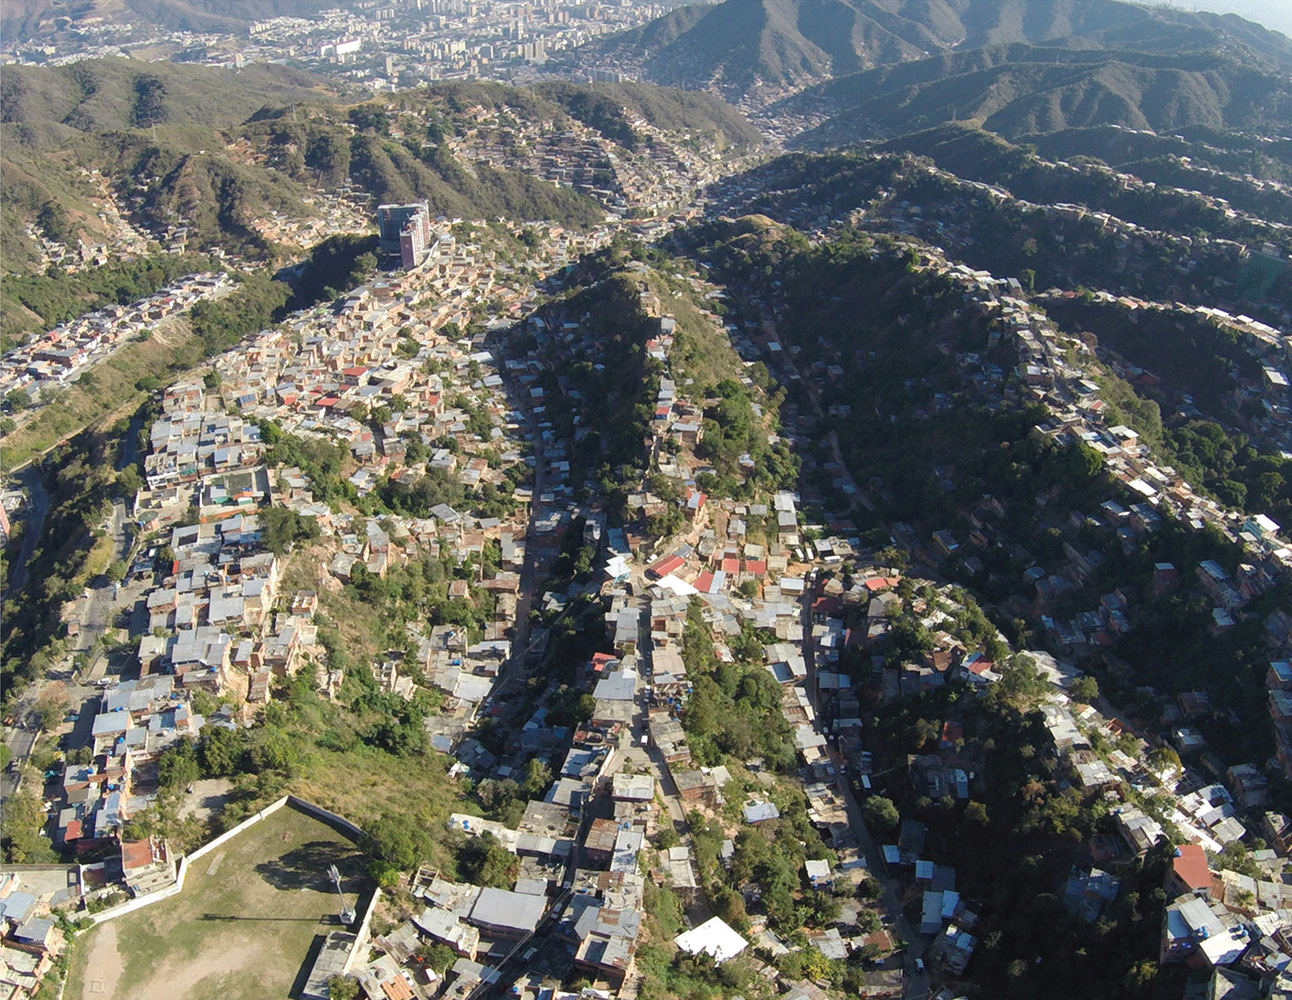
[64,805,369,1000]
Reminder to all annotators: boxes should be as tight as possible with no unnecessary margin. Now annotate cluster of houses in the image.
[443,104,740,221]
[19,167,154,276]
[56,677,202,850]
[1157,838,1292,996]
[0,273,232,408]
[1041,288,1292,461]
[0,870,80,996]
[871,245,1292,784]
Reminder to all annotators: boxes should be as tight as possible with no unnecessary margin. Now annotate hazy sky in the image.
[1141,0,1292,38]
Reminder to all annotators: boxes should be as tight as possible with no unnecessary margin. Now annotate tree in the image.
[157,738,200,791]
[107,560,128,583]
[457,832,518,889]
[0,787,56,863]
[520,757,552,799]
[5,390,29,411]
[34,682,68,725]
[1146,746,1181,778]
[369,860,402,888]
[117,465,144,497]
[203,371,222,390]
[415,942,457,974]
[199,725,246,777]
[1069,676,1099,704]
[366,813,432,871]
[711,885,749,931]
[861,796,899,836]
[328,976,360,1000]
[260,506,320,556]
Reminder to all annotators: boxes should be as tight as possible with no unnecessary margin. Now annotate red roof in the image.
[720,557,740,575]
[940,721,964,747]
[342,366,368,377]
[695,571,715,593]
[121,839,156,871]
[1172,844,1211,891]
[744,560,767,577]
[864,576,902,591]
[64,819,83,841]
[316,397,338,408]
[648,554,685,579]
[591,652,618,673]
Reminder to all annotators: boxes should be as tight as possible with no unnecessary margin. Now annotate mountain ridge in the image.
[571,0,1292,104]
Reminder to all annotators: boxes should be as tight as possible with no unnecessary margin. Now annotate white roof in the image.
[675,917,748,964]
[655,574,698,596]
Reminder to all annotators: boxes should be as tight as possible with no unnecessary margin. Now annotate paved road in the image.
[799,581,931,1000]
[502,374,548,683]
[1,718,39,800]
[4,465,49,598]
[70,501,134,661]
[118,411,144,472]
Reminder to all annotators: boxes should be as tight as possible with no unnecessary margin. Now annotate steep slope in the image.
[0,58,335,135]
[573,0,1292,102]
[783,45,1292,145]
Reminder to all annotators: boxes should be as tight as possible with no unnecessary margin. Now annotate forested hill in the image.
[777,44,1292,147]
[0,58,336,136]
[570,0,1292,102]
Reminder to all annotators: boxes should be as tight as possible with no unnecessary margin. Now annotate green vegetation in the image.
[0,786,56,863]
[189,270,290,356]
[1,253,210,349]
[1,321,201,471]
[680,597,795,769]
[347,131,602,228]
[286,233,379,310]
[1,427,126,694]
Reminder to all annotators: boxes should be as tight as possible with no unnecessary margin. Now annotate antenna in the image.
[329,864,356,925]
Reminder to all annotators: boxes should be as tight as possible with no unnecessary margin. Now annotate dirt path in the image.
[79,922,124,999]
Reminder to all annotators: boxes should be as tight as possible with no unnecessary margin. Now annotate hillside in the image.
[0,58,336,135]
[0,66,764,273]
[781,44,1292,146]
[0,0,337,43]
[572,0,1292,103]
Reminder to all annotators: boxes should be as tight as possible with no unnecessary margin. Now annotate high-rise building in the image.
[377,202,432,270]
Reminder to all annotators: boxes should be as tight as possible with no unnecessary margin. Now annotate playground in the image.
[65,804,369,1000]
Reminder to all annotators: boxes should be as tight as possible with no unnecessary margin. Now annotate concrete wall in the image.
[285,795,366,843]
[185,796,290,863]
[1,864,80,873]
[342,887,383,975]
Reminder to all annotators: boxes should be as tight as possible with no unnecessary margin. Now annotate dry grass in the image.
[63,804,368,1000]
[2,318,202,469]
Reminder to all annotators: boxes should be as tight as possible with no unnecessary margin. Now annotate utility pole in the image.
[329,864,356,925]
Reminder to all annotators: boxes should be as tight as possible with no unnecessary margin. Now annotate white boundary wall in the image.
[87,795,353,925]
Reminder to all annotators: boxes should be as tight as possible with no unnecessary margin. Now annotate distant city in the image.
[0,0,694,88]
